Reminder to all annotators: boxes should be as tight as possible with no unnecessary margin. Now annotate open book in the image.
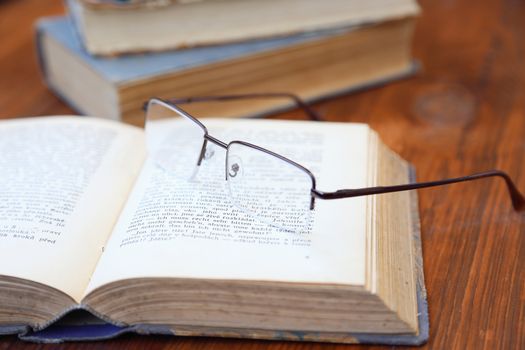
[0,116,428,344]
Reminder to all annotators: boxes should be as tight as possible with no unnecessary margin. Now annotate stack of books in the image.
[36,0,420,125]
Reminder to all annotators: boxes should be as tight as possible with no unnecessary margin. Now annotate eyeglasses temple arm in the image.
[312,170,525,211]
[163,93,324,121]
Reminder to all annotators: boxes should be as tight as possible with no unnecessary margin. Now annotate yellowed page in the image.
[0,117,145,302]
[86,119,369,295]
[78,0,420,54]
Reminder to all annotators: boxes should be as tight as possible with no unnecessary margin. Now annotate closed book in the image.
[36,16,418,125]
[67,0,420,56]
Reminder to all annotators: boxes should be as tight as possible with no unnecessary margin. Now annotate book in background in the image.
[68,0,420,55]
[36,0,420,125]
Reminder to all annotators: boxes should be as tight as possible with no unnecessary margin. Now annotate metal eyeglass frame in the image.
[146,94,525,212]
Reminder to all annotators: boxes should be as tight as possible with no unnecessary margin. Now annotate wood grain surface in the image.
[0,0,523,349]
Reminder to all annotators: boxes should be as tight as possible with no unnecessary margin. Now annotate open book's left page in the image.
[0,117,145,302]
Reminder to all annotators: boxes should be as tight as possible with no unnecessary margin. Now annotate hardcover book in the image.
[0,115,428,344]
[36,16,418,125]
[66,0,420,55]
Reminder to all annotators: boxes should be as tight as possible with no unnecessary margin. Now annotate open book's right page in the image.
[86,120,371,294]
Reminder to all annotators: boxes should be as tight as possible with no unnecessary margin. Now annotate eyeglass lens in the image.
[145,99,314,233]
[227,142,313,232]
[145,99,206,181]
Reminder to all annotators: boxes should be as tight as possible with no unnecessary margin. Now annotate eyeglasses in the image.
[144,93,524,233]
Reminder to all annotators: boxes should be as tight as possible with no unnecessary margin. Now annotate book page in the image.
[86,119,370,294]
[0,117,145,302]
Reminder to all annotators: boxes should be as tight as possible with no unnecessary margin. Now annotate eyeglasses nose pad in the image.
[204,146,215,160]
[227,155,243,179]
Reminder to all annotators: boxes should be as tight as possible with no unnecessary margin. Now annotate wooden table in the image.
[0,0,523,349]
